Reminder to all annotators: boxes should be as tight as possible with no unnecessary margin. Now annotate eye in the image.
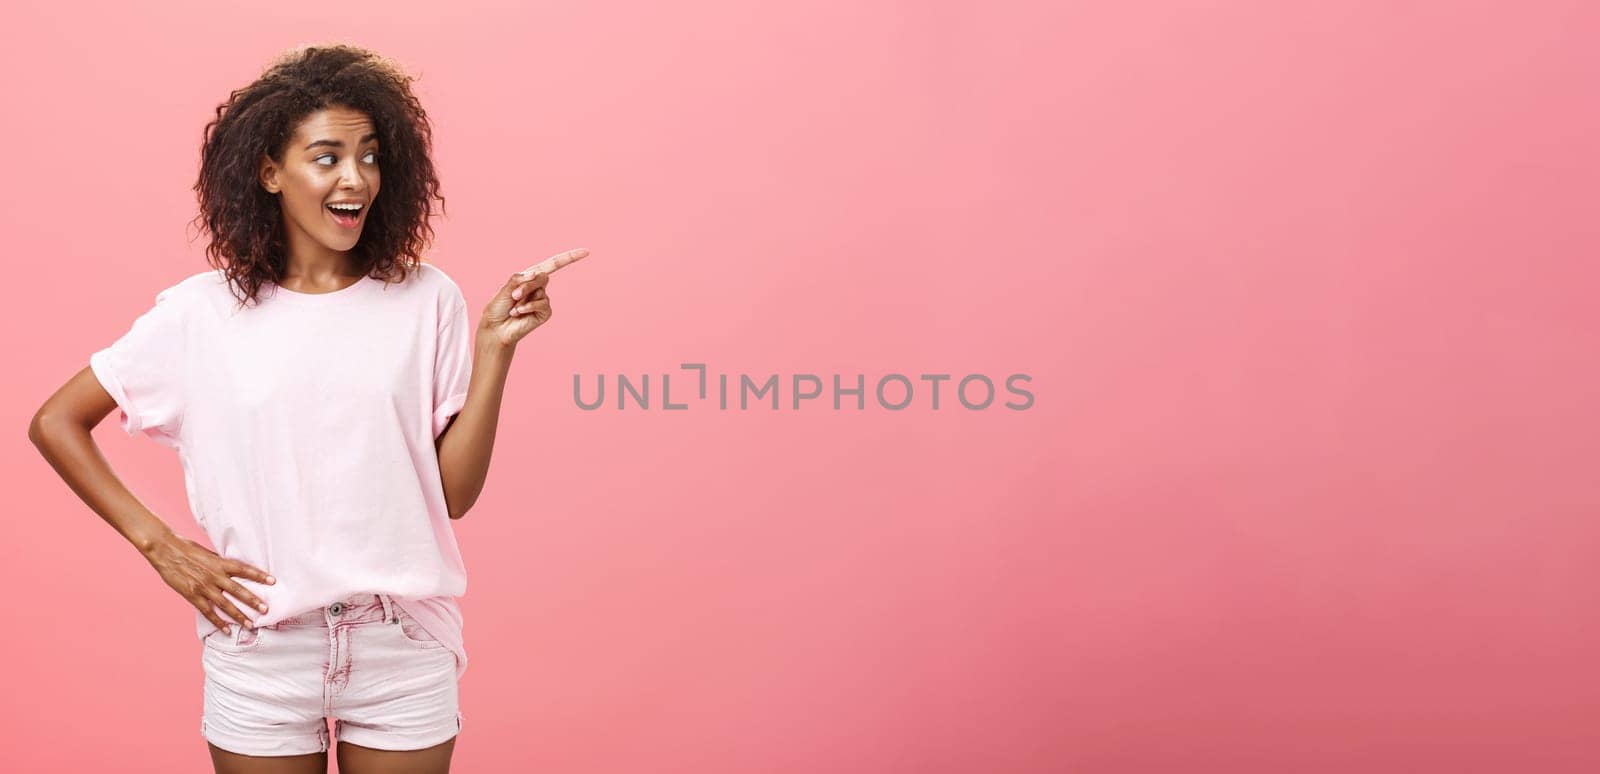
[315,154,336,165]
[363,150,379,164]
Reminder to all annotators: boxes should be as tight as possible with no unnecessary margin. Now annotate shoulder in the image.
[148,269,240,317]
[415,261,463,291]
[415,261,467,308]
[135,269,222,313]
[155,269,213,295]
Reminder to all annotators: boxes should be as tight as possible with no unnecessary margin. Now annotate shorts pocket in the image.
[393,608,447,650]
[203,623,265,654]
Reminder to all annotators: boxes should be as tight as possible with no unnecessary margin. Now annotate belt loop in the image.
[380,593,394,624]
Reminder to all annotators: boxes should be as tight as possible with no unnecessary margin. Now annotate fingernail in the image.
[512,289,521,299]
[575,249,589,257]
[267,575,276,583]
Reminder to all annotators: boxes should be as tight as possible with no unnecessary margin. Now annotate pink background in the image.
[5,1,1598,771]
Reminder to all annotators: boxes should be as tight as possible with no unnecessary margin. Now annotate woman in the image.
[27,43,586,773]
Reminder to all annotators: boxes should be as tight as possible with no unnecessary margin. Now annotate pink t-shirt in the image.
[90,263,473,679]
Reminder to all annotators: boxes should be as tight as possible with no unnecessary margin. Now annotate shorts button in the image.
[329,602,344,615]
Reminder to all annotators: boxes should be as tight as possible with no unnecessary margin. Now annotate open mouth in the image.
[326,203,365,228]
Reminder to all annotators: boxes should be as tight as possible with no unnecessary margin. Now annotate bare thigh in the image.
[208,743,327,774]
[337,736,456,774]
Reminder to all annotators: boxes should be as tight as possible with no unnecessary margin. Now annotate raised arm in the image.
[434,248,588,519]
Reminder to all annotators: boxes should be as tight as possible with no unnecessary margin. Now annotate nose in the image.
[336,157,368,192]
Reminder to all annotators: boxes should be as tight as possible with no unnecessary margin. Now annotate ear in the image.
[258,155,281,194]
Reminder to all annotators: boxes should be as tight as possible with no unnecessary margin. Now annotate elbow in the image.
[27,411,46,449]
[440,477,480,521]
[28,409,71,451]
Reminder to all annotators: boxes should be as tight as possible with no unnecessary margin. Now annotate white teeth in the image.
[328,203,362,212]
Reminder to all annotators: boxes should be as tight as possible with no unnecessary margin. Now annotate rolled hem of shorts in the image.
[202,724,328,757]
[337,715,461,752]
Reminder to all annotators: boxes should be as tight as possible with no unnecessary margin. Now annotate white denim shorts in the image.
[200,592,461,756]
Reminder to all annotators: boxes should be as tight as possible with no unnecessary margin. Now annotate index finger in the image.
[518,248,590,279]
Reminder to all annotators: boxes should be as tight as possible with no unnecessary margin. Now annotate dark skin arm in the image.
[27,367,274,634]
[435,248,588,519]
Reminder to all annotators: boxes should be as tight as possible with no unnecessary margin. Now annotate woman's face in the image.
[257,105,381,259]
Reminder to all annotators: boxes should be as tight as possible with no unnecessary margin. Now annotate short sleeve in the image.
[89,281,190,449]
[431,282,473,439]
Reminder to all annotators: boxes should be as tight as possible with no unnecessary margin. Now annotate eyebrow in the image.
[305,132,379,151]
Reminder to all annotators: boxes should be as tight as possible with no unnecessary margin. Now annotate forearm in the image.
[28,416,180,556]
[435,327,516,519]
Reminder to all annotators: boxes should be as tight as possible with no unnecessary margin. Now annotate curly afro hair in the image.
[191,43,446,307]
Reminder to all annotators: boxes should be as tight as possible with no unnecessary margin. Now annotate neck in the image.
[281,223,361,281]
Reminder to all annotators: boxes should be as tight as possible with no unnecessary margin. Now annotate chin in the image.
[321,234,362,251]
